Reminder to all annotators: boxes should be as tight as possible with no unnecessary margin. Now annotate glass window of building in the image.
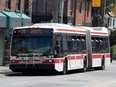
[69,0,73,16]
[32,0,54,14]
[16,0,20,10]
[87,2,89,17]
[78,2,82,13]
[5,0,10,9]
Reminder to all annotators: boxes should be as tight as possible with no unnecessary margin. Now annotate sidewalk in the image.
[112,60,116,64]
[0,65,12,76]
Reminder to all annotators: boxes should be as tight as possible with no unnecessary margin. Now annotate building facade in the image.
[31,0,92,26]
[0,0,25,12]
[0,0,31,65]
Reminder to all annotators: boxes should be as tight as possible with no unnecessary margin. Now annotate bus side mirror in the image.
[55,45,60,51]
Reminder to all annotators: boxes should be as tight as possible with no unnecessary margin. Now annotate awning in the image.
[0,12,6,28]
[1,11,22,28]
[17,13,31,26]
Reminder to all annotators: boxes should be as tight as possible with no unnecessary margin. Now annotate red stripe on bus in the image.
[56,29,86,33]
[76,56,81,59]
[67,55,84,60]
[70,56,75,60]
[106,54,110,58]
[10,59,64,64]
[91,32,108,35]
[92,54,102,58]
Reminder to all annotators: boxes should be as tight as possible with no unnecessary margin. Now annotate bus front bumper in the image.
[10,64,56,72]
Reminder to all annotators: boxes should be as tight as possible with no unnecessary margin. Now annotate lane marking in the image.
[95,81,116,87]
[11,81,27,85]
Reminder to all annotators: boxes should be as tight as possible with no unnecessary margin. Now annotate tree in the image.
[96,0,115,15]
[109,30,116,46]
[92,0,115,27]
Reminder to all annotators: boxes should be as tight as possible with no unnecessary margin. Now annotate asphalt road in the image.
[0,61,116,87]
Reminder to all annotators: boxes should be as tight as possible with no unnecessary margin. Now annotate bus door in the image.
[76,35,82,67]
[68,35,77,68]
[69,55,76,68]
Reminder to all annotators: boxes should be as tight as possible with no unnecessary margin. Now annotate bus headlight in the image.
[49,59,52,62]
[12,59,15,63]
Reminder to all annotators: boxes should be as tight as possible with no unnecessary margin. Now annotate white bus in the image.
[9,23,110,75]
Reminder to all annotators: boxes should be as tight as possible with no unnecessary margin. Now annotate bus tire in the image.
[62,60,67,75]
[82,58,87,72]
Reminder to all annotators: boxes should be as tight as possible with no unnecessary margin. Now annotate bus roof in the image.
[13,23,108,34]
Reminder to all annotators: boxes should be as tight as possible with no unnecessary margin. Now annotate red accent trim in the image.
[10,54,110,64]
[76,56,81,59]
[92,54,110,59]
[81,55,84,59]
[91,32,108,35]
[70,56,75,60]
[106,54,110,58]
[10,59,64,64]
[92,54,102,59]
[56,29,86,33]
[67,55,84,60]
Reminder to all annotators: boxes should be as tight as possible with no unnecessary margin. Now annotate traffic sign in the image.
[92,0,101,7]
[29,0,32,9]
[114,2,116,16]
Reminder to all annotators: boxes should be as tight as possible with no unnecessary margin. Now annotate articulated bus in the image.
[9,23,110,75]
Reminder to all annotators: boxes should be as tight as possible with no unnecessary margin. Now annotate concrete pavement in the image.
[0,65,12,76]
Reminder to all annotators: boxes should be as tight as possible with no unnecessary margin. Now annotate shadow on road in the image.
[3,68,104,77]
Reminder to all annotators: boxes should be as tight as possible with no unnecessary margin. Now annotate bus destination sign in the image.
[13,28,53,36]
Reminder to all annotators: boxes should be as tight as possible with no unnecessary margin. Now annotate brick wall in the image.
[65,0,91,26]
[0,0,25,13]
[0,0,5,11]
[74,0,91,26]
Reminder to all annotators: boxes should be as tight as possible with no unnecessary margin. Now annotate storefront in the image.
[0,11,31,65]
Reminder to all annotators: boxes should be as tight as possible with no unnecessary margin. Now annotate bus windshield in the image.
[11,36,53,56]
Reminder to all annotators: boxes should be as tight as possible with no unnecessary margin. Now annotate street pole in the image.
[102,0,106,27]
[29,0,33,22]
[53,0,59,23]
[20,10,23,26]
[60,0,64,23]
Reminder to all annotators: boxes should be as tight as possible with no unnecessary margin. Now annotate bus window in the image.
[91,36,96,53]
[104,37,109,53]
[67,35,72,54]
[72,36,77,54]
[62,35,68,55]
[55,35,62,55]
[95,37,100,53]
[77,35,81,53]
[100,37,104,53]
[81,36,86,53]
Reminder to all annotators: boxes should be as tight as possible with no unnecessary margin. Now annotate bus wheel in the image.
[101,58,105,70]
[62,61,67,75]
[83,58,87,72]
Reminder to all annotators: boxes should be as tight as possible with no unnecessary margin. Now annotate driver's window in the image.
[55,35,62,55]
